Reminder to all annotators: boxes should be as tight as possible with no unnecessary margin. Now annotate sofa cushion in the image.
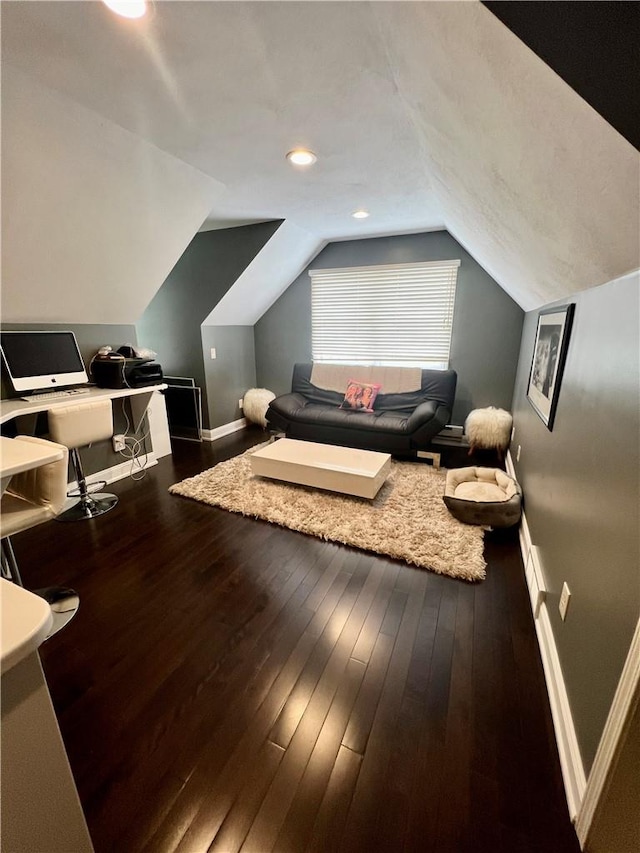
[292,403,411,434]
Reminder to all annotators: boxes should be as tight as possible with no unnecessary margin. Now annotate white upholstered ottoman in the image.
[243,388,275,428]
[465,407,513,461]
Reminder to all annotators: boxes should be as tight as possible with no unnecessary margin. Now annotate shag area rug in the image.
[169,444,486,581]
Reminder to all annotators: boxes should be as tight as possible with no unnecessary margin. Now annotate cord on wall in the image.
[118,398,151,481]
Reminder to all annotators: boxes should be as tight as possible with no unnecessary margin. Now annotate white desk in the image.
[1,581,94,851]
[0,435,65,495]
[0,383,167,433]
[0,579,53,675]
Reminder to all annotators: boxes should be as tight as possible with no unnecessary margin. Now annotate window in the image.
[310,259,459,369]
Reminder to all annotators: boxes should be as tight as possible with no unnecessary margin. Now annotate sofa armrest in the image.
[268,393,308,419]
[406,400,439,431]
[407,401,452,447]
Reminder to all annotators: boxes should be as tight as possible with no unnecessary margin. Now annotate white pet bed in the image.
[443,466,522,527]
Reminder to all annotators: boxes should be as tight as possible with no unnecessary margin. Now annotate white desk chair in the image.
[48,398,119,521]
[1,435,79,638]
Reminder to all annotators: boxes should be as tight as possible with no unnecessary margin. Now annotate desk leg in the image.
[146,391,172,459]
[128,391,154,434]
[127,391,172,459]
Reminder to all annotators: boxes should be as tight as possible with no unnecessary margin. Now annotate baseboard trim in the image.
[201,418,247,442]
[65,453,158,508]
[534,595,587,822]
[575,616,640,846]
[506,451,587,823]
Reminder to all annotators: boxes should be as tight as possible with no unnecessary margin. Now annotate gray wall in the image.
[254,230,524,424]
[1,322,142,475]
[136,221,281,428]
[510,273,639,773]
[201,326,256,429]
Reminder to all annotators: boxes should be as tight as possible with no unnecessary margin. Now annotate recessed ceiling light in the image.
[286,149,317,167]
[103,1,147,19]
[352,209,370,219]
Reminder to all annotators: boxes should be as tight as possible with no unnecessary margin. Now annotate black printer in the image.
[92,357,163,390]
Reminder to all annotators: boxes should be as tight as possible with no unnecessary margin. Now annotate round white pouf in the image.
[243,388,276,428]
[465,407,513,454]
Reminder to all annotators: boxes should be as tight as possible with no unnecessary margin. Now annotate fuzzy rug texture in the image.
[169,443,486,581]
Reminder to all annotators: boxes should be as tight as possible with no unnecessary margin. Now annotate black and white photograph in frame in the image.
[527,303,575,430]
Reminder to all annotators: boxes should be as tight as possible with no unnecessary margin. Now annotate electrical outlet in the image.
[516,444,521,462]
[559,582,571,621]
[210,348,217,359]
[238,398,244,409]
[113,434,126,452]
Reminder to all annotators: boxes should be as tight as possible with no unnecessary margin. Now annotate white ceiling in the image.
[1,0,638,322]
[2,0,442,239]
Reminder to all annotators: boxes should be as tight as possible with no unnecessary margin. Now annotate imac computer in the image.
[0,330,89,393]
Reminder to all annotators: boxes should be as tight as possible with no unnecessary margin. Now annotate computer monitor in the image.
[0,330,88,393]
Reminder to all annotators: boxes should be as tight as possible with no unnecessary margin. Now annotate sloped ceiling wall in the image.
[203,221,322,326]
[370,2,639,310]
[1,65,224,324]
[482,1,639,151]
[136,221,283,428]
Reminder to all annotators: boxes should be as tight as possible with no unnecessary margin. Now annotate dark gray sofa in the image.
[265,363,457,455]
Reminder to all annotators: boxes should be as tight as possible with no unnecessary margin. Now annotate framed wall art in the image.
[527,303,575,430]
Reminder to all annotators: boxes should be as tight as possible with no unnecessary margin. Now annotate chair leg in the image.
[55,447,118,522]
[1,538,24,587]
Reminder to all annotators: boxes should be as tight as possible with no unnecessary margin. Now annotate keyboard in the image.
[21,388,92,402]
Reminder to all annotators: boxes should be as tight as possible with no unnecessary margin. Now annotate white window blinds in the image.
[310,259,460,368]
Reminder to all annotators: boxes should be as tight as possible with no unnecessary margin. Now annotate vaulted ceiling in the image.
[2,1,638,324]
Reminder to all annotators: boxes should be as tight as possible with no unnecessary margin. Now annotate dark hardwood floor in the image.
[15,430,581,852]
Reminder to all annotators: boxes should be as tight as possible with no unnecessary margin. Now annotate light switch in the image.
[559,582,571,621]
